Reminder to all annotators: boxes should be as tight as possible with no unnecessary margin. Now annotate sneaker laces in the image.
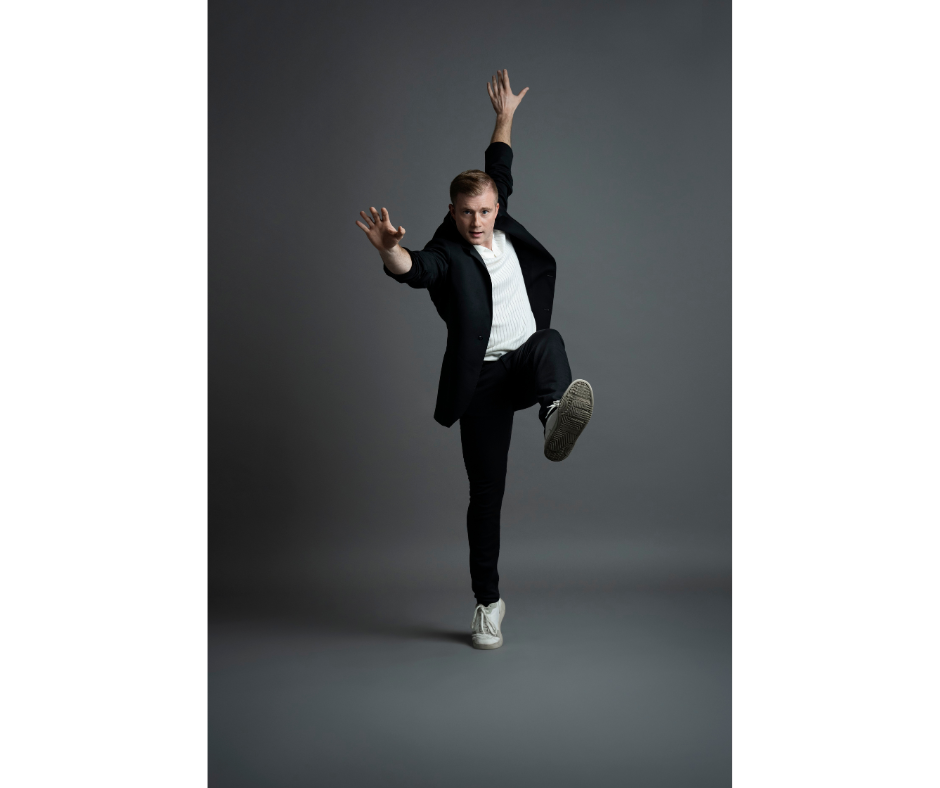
[544,400,561,436]
[471,604,499,637]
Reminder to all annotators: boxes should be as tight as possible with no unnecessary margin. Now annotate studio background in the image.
[210,1,730,785]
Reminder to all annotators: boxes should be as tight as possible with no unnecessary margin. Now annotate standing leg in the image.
[459,361,514,607]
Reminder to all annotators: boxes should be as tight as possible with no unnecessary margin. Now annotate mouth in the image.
[470,230,483,238]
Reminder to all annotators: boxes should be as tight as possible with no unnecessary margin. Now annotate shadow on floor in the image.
[210,586,479,645]
[399,627,470,645]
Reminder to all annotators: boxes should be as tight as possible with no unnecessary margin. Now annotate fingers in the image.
[489,69,523,99]
[358,207,396,234]
[358,209,383,237]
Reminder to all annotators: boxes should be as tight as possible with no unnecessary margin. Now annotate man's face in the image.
[449,188,499,249]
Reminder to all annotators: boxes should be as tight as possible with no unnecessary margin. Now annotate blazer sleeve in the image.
[485,141,513,215]
[383,238,449,289]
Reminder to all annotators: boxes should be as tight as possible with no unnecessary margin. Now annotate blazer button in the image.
[477,335,483,339]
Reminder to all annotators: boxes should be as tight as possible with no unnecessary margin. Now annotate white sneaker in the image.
[543,379,594,462]
[471,598,506,650]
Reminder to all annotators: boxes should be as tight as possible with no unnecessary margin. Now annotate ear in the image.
[448,204,455,219]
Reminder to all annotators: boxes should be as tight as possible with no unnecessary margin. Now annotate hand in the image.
[356,206,406,252]
[486,69,529,115]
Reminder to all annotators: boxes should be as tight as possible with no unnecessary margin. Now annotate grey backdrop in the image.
[210,1,730,785]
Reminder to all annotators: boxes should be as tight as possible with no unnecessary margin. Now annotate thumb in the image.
[398,226,406,236]
[520,87,530,97]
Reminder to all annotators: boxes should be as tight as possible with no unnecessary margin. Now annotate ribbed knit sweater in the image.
[473,230,537,361]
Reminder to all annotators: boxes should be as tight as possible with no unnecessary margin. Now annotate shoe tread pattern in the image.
[544,380,594,462]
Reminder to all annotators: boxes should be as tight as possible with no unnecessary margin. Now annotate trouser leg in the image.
[503,328,573,425]
[459,362,514,607]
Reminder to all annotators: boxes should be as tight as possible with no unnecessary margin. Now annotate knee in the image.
[534,328,565,349]
[468,477,506,509]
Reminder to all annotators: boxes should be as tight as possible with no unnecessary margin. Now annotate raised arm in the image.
[487,69,529,147]
[356,205,449,288]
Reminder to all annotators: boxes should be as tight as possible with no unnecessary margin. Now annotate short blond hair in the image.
[449,170,498,205]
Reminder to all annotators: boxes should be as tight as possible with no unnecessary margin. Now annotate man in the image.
[356,69,594,650]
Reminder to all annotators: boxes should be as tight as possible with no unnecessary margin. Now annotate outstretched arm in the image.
[355,206,412,275]
[487,69,529,147]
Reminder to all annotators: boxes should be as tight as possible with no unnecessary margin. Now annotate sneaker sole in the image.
[471,598,506,650]
[544,379,594,462]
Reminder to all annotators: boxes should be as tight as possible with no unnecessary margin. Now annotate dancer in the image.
[356,69,594,649]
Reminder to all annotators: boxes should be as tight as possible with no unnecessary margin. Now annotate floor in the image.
[210,582,730,787]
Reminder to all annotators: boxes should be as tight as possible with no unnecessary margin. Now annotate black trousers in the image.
[459,328,573,606]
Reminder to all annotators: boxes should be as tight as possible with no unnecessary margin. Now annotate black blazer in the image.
[384,141,557,427]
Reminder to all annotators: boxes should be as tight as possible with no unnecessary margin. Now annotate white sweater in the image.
[473,230,537,361]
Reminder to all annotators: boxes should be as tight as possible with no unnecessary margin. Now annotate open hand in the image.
[487,69,529,115]
[356,206,406,252]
